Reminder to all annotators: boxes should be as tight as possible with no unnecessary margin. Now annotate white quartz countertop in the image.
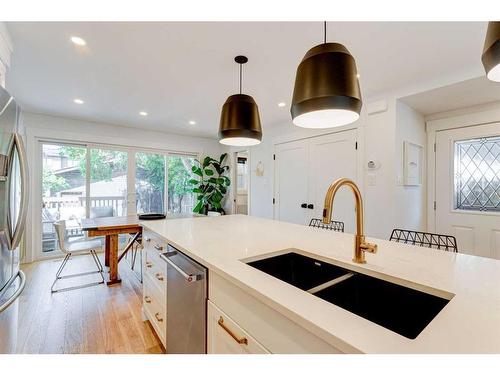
[142,215,500,353]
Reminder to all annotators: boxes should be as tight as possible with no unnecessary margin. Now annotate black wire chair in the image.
[389,229,458,252]
[309,218,344,232]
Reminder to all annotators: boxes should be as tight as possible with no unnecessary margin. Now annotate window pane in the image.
[89,148,128,217]
[136,152,166,214]
[42,144,87,253]
[454,136,500,212]
[168,155,195,214]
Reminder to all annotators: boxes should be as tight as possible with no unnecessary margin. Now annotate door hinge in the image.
[355,141,358,150]
[273,154,276,160]
[273,198,275,205]
[433,143,436,152]
[433,201,436,210]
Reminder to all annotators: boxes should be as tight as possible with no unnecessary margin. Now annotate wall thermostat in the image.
[366,160,381,170]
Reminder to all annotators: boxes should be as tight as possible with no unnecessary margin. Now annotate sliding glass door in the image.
[41,143,87,253]
[89,147,128,218]
[167,154,196,214]
[39,140,197,257]
[135,152,166,214]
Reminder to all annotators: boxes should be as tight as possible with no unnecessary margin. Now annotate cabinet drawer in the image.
[207,301,270,354]
[144,248,167,293]
[143,231,167,254]
[143,280,167,346]
[144,271,166,308]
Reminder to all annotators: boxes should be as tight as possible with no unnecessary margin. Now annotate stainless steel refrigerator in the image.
[0,85,29,354]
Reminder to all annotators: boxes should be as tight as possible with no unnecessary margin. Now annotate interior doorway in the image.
[233,151,250,215]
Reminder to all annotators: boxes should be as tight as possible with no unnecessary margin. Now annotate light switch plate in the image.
[367,174,376,186]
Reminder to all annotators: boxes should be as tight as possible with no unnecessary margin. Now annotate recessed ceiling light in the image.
[189,120,196,125]
[139,111,148,116]
[70,36,86,46]
[73,98,84,104]
[278,102,286,108]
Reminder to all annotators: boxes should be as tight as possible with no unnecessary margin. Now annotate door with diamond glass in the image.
[435,123,500,259]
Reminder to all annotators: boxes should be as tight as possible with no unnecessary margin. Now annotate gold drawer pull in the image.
[218,317,248,345]
[155,273,164,281]
[146,261,153,268]
[144,296,152,303]
[155,313,163,322]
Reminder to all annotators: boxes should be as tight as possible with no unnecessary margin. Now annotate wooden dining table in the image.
[81,215,142,286]
[81,213,200,286]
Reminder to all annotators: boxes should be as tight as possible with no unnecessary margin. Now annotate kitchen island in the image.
[141,214,500,353]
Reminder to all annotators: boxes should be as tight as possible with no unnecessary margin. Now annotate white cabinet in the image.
[208,272,343,353]
[142,229,168,347]
[207,301,270,354]
[274,130,358,233]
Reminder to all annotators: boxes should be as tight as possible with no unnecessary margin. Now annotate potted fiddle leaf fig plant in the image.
[189,153,231,215]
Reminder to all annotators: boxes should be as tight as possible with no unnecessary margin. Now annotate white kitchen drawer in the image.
[143,277,167,346]
[144,248,167,294]
[144,271,166,308]
[207,301,270,354]
[143,231,167,255]
[209,272,342,353]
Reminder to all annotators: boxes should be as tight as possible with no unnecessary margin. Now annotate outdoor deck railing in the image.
[43,195,127,217]
[42,195,126,252]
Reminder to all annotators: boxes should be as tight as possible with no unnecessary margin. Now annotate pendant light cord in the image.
[239,63,242,94]
[324,21,327,44]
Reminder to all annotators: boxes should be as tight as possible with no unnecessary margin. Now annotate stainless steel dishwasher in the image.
[160,244,207,354]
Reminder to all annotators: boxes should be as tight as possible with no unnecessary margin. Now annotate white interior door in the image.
[274,139,309,224]
[435,123,500,258]
[308,130,358,233]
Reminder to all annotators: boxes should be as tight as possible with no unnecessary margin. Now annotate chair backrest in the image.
[90,206,114,219]
[389,228,458,252]
[53,221,69,254]
[309,218,344,232]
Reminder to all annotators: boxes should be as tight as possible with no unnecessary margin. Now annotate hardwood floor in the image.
[17,252,165,354]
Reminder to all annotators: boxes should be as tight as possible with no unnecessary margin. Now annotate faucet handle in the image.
[361,241,378,254]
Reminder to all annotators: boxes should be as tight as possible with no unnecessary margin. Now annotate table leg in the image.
[105,235,110,267]
[106,234,121,286]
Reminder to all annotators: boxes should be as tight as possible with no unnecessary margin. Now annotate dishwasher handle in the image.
[160,252,204,283]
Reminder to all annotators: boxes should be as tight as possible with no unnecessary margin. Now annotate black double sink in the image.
[246,251,451,339]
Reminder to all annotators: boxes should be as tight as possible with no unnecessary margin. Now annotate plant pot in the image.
[207,211,222,217]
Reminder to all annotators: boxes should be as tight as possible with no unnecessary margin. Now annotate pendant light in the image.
[291,22,362,128]
[218,55,263,146]
[482,21,500,82]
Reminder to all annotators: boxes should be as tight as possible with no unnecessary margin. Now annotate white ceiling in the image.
[400,76,500,115]
[5,22,488,138]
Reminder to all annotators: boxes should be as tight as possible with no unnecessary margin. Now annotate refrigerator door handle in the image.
[0,270,26,313]
[9,134,29,250]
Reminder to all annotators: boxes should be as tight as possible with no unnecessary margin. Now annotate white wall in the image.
[233,96,428,241]
[361,99,397,239]
[394,101,426,232]
[22,112,222,156]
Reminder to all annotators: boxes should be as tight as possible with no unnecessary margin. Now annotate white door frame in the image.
[426,104,500,232]
[231,150,250,215]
